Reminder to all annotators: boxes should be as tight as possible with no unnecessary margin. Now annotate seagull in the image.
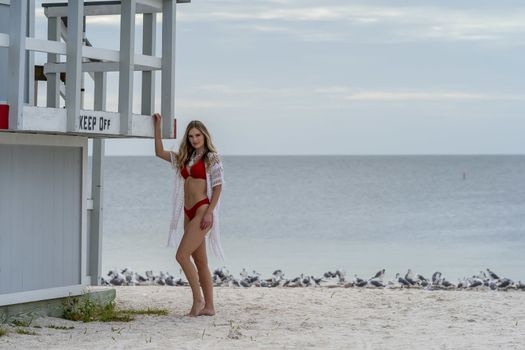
[353,274,367,287]
[324,271,335,278]
[368,278,385,288]
[240,279,251,288]
[432,272,442,285]
[468,278,484,288]
[395,273,411,287]
[214,268,227,281]
[497,278,512,289]
[405,269,417,285]
[372,269,385,280]
[415,274,429,287]
[165,276,177,286]
[109,272,126,286]
[441,279,454,288]
[486,268,500,280]
[335,269,346,283]
[312,276,323,286]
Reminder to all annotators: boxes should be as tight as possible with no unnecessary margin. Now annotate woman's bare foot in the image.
[186,300,205,317]
[197,306,215,316]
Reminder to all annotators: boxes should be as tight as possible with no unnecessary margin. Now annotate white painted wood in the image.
[131,113,155,137]
[7,0,27,130]
[66,1,83,132]
[44,1,190,18]
[15,106,158,137]
[90,71,106,285]
[44,60,160,74]
[136,0,162,11]
[46,17,61,108]
[22,106,67,132]
[89,138,104,285]
[82,45,119,62]
[25,37,67,55]
[0,33,8,47]
[21,106,121,135]
[161,0,176,138]
[142,13,156,115]
[94,72,107,111]
[26,0,35,106]
[118,0,136,134]
[0,285,85,307]
[87,199,94,210]
[0,133,87,300]
[0,130,86,147]
[80,134,88,285]
[134,54,161,69]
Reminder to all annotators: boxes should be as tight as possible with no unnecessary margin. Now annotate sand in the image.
[1,286,524,349]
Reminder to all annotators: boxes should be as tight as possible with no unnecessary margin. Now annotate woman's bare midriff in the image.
[184,177,208,208]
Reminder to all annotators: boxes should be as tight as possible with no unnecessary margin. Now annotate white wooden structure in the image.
[0,0,187,307]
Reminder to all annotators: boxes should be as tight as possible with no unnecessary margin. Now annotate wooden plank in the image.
[82,46,119,62]
[0,285,85,306]
[44,60,160,74]
[161,0,176,139]
[118,0,136,134]
[142,13,156,115]
[90,72,106,285]
[26,37,67,55]
[0,33,8,48]
[134,53,161,69]
[43,1,190,18]
[65,1,83,132]
[11,106,158,137]
[7,0,27,130]
[0,146,13,294]
[46,17,61,108]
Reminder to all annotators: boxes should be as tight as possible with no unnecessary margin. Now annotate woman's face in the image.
[188,127,205,150]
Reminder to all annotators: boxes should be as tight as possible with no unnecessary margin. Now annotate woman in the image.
[153,113,225,317]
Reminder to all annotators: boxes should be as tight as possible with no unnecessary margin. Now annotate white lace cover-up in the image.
[166,152,225,260]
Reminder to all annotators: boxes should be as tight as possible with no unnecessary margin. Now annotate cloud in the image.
[178,2,525,44]
[315,87,525,102]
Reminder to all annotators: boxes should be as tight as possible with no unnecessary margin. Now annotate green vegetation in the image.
[9,319,33,327]
[15,328,38,336]
[0,327,7,337]
[63,296,168,323]
[46,324,75,330]
[122,308,168,316]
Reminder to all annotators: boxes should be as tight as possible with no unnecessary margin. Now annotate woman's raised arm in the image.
[153,113,173,163]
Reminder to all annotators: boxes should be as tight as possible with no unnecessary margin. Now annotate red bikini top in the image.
[181,158,206,180]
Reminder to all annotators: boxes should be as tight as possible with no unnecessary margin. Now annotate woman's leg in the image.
[192,241,215,316]
[176,205,211,316]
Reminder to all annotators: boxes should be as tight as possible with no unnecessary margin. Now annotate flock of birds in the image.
[101,267,525,291]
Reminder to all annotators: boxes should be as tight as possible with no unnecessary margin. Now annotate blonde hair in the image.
[176,120,218,170]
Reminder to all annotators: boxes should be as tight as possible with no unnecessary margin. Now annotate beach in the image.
[1,286,524,349]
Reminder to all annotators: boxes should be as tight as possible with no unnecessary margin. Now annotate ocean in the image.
[94,155,525,282]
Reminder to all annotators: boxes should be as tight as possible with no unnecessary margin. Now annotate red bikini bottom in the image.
[184,198,210,221]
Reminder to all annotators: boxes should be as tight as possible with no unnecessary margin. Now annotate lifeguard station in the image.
[0,0,187,311]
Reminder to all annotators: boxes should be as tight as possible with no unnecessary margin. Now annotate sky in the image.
[35,0,525,155]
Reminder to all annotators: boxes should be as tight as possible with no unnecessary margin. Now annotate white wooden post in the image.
[47,17,61,108]
[26,0,35,106]
[119,0,136,134]
[141,13,156,116]
[8,0,27,129]
[66,1,83,132]
[161,0,176,138]
[90,71,106,286]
